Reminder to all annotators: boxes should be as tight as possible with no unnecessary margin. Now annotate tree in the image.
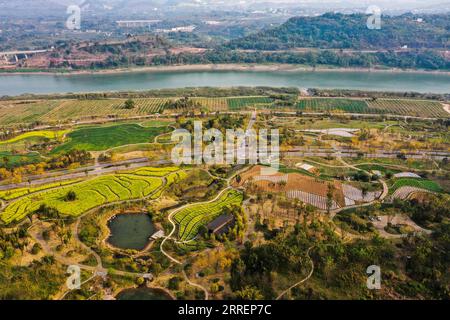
[65,190,77,202]
[326,183,335,214]
[31,243,42,255]
[123,99,135,109]
[234,286,264,300]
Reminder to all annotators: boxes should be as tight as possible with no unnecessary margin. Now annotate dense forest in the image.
[230,195,450,300]
[150,48,449,71]
[226,13,450,50]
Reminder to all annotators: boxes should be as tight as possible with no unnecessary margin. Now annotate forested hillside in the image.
[227,13,449,50]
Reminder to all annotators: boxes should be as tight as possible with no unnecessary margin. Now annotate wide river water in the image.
[0,70,449,96]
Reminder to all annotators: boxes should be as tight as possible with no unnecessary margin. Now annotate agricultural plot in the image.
[191,97,228,112]
[296,98,447,118]
[390,186,433,201]
[0,100,61,126]
[367,99,448,118]
[41,98,169,122]
[286,190,340,211]
[342,184,382,205]
[0,130,69,145]
[0,179,84,201]
[389,178,443,194]
[253,175,288,183]
[51,123,170,153]
[0,151,41,167]
[296,98,369,113]
[226,97,274,110]
[150,170,189,200]
[0,166,182,224]
[173,189,243,241]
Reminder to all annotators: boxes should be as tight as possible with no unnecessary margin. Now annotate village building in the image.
[206,214,235,235]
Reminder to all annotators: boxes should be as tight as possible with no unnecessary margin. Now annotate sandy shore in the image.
[1,64,449,76]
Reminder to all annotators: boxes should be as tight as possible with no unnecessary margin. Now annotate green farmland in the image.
[0,166,182,224]
[296,98,447,117]
[389,178,443,194]
[226,97,274,110]
[51,123,170,153]
[0,151,42,168]
[297,98,369,113]
[173,189,243,241]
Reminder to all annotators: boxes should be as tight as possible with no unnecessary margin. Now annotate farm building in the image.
[207,214,235,235]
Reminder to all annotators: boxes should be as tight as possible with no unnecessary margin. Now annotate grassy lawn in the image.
[51,123,169,153]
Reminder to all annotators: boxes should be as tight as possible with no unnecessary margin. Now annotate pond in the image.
[116,287,173,300]
[107,213,156,250]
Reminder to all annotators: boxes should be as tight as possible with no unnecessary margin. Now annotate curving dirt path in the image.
[160,187,238,301]
[276,245,315,300]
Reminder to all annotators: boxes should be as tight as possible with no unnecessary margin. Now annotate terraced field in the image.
[0,166,182,224]
[173,189,243,241]
[0,179,84,201]
[51,123,170,153]
[389,178,443,194]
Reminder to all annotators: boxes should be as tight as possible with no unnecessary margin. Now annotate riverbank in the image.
[1,63,450,76]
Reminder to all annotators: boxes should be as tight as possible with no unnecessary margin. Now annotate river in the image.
[0,70,449,96]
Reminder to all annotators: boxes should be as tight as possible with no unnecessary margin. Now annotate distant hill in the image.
[227,13,449,50]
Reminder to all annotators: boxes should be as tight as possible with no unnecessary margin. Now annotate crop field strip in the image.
[41,98,171,121]
[173,189,243,241]
[0,166,182,224]
[366,99,448,118]
[0,179,84,201]
[296,98,447,117]
[0,100,61,125]
[296,98,370,113]
[0,130,69,145]
[191,97,228,112]
[226,96,274,110]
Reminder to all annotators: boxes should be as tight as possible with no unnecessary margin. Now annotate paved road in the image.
[284,150,449,161]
